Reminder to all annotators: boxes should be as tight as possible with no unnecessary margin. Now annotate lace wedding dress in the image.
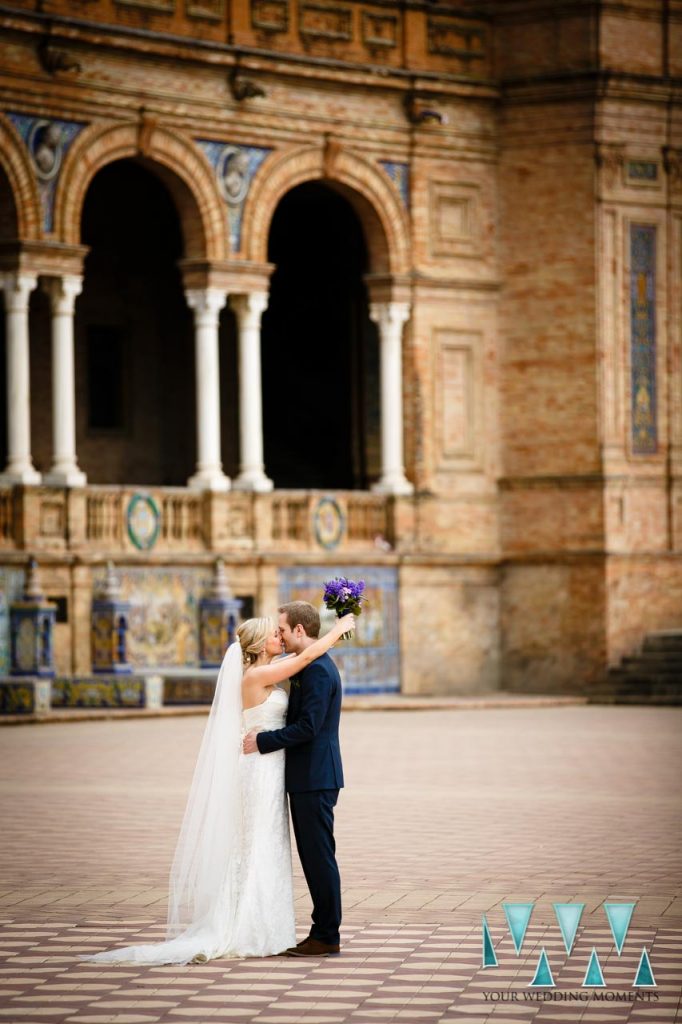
[82,646,296,965]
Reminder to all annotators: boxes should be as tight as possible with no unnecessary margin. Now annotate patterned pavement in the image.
[0,705,680,1023]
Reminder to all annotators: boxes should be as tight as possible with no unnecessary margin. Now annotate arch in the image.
[53,121,228,259]
[241,144,411,275]
[0,113,43,240]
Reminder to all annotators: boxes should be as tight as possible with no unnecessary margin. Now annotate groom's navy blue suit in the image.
[256,652,343,946]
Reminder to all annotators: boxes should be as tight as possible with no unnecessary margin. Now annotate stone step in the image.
[593,628,682,703]
[643,631,682,653]
[590,677,682,704]
[617,660,682,677]
[602,675,679,692]
[622,650,682,666]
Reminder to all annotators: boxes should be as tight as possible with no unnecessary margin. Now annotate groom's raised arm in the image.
[256,662,332,754]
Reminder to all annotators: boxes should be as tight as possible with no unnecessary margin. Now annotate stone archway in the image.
[261,180,379,489]
[241,142,411,276]
[242,141,414,494]
[53,121,228,260]
[0,114,42,242]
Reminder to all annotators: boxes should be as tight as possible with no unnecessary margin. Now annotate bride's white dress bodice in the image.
[242,686,288,732]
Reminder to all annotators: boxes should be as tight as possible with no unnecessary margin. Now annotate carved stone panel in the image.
[427,16,487,72]
[299,2,352,42]
[429,181,480,259]
[434,329,481,469]
[187,0,224,19]
[251,0,288,33]
[362,11,397,50]
[115,0,174,10]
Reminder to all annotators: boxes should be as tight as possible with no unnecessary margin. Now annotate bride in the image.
[83,611,355,965]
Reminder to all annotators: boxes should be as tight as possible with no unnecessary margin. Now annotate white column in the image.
[0,272,41,485]
[185,287,230,492]
[370,301,414,496]
[230,292,273,492]
[43,275,86,487]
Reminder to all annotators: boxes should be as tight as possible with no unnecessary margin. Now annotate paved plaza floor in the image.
[0,705,680,1024]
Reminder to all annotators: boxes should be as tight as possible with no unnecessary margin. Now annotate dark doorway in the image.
[78,159,239,485]
[262,181,379,490]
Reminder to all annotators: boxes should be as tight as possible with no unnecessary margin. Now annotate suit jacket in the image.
[256,651,344,793]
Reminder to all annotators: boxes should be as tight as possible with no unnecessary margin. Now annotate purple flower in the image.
[322,575,367,620]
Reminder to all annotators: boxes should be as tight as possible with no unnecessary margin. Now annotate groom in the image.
[242,600,344,957]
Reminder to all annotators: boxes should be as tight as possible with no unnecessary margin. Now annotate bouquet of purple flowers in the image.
[323,576,366,640]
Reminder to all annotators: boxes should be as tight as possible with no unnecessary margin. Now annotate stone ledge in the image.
[0,691,589,725]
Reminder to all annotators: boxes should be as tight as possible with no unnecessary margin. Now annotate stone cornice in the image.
[0,5,498,99]
[502,70,682,105]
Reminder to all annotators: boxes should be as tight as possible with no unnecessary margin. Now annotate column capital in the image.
[369,301,411,332]
[185,287,227,325]
[43,275,83,316]
[229,291,269,325]
[0,272,38,313]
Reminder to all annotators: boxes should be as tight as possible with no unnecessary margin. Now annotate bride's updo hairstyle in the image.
[236,617,275,667]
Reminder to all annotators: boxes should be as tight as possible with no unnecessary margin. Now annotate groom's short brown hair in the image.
[279,601,320,638]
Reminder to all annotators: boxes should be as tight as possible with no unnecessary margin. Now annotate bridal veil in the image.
[82,641,245,965]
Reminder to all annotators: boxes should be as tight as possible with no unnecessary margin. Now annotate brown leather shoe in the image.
[277,936,310,956]
[285,938,340,957]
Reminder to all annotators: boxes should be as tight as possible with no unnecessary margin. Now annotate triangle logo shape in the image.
[604,902,635,954]
[633,947,656,987]
[502,902,534,954]
[582,946,606,987]
[528,947,555,987]
[553,902,585,955]
[482,913,498,968]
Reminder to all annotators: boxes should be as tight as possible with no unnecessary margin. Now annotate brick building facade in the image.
[0,0,680,694]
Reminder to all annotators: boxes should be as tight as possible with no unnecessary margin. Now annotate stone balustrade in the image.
[0,485,402,556]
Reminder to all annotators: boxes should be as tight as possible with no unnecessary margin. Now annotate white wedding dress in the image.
[233,688,296,956]
[82,646,296,965]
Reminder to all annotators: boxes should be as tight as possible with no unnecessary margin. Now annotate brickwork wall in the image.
[0,0,680,691]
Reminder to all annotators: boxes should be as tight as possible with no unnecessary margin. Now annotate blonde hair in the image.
[236,616,275,667]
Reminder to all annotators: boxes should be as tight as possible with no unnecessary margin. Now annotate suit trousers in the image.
[289,789,341,946]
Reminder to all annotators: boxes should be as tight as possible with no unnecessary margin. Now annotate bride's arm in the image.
[245,613,355,689]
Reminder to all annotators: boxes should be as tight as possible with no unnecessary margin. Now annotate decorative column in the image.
[43,275,86,487]
[185,287,230,492]
[0,272,40,485]
[10,558,56,678]
[199,558,243,667]
[91,562,131,675]
[370,301,414,495]
[230,291,273,492]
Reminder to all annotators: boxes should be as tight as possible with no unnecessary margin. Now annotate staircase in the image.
[589,631,682,705]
